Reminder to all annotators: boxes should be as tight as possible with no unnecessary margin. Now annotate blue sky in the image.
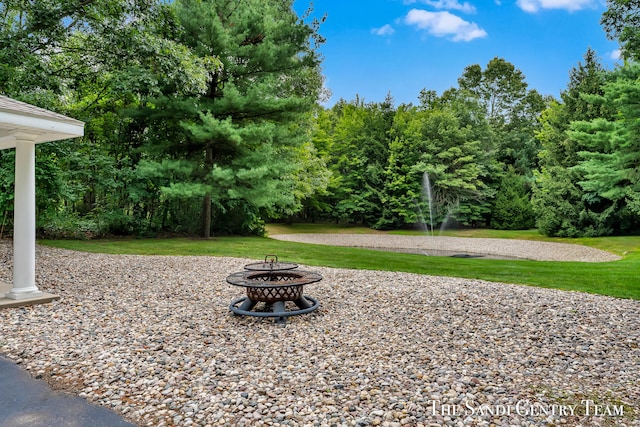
[294,0,621,106]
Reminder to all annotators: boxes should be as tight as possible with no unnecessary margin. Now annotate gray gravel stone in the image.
[269,234,621,262]
[0,241,637,426]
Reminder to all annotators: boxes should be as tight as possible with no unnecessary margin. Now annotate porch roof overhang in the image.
[0,95,85,147]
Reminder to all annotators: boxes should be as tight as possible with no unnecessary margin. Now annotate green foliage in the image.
[533,167,594,237]
[561,48,613,124]
[0,151,14,236]
[532,49,621,237]
[38,212,100,240]
[0,0,211,237]
[6,0,640,239]
[330,101,379,223]
[569,63,640,234]
[312,96,394,225]
[456,57,549,177]
[377,101,494,229]
[1,0,327,238]
[304,58,542,232]
[491,167,535,230]
[601,0,640,60]
[457,57,529,126]
[128,0,327,237]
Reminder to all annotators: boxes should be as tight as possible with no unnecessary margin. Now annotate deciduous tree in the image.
[601,0,640,60]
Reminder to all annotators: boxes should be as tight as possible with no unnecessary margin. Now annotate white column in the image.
[5,133,43,299]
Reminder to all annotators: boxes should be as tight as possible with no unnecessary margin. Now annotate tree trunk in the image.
[201,194,211,238]
[201,146,214,238]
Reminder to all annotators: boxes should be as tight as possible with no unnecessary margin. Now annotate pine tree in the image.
[139,0,326,236]
[492,167,535,230]
[532,49,614,236]
[569,63,640,234]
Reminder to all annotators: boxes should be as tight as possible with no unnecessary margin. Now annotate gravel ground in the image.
[268,234,622,262]
[0,241,638,427]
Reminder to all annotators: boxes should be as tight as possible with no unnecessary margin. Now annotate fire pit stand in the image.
[227,255,322,325]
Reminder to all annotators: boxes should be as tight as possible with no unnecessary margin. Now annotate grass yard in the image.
[40,224,640,300]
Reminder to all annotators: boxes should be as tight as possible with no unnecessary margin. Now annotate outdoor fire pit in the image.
[227,255,322,325]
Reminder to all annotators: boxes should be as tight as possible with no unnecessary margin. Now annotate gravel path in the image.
[0,242,638,427]
[268,234,622,262]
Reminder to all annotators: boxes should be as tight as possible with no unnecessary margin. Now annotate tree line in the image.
[1,0,639,238]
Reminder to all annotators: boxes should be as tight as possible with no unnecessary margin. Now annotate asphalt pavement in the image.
[0,355,136,427]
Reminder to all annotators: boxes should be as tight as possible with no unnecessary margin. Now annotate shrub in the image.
[491,168,535,230]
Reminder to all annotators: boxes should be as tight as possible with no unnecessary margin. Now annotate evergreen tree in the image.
[492,167,535,230]
[1,0,326,237]
[569,63,640,234]
[532,167,593,237]
[138,0,326,236]
[532,49,614,236]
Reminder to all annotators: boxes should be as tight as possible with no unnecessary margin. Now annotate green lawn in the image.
[39,225,640,300]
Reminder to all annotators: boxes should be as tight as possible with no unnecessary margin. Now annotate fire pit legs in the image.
[293,296,313,310]
[229,295,320,325]
[272,301,286,325]
[237,298,258,312]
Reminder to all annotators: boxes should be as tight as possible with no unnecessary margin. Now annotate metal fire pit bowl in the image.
[227,257,322,325]
[227,270,322,302]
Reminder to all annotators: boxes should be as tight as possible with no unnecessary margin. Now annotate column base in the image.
[0,282,59,308]
[4,289,44,300]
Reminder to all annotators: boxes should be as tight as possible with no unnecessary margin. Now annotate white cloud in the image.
[404,0,476,13]
[517,0,596,13]
[610,49,621,60]
[372,24,395,36]
[426,0,477,13]
[404,8,487,41]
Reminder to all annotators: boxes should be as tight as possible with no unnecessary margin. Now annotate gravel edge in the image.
[268,234,622,262]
